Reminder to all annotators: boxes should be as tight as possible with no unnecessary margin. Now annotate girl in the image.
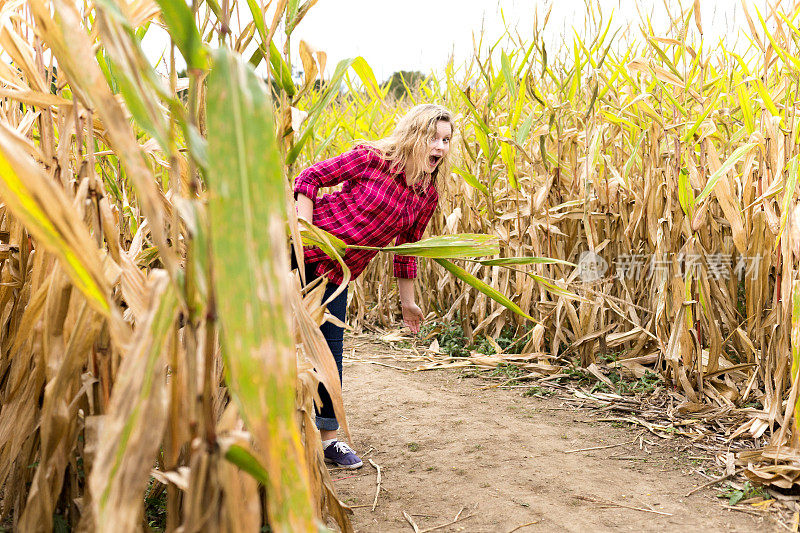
[294,104,453,468]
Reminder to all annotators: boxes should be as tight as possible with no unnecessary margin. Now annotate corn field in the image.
[1,0,800,530]
[304,0,800,490]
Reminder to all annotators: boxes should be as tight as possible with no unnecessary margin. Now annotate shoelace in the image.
[333,441,356,455]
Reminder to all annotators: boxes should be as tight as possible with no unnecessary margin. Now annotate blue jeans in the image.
[296,259,348,431]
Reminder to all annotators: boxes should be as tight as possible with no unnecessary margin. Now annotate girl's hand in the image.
[402,302,424,334]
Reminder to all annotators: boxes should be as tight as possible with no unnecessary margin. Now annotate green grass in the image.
[420,319,523,358]
[487,362,526,381]
[144,478,167,532]
[718,482,768,505]
[523,386,555,397]
[420,319,470,358]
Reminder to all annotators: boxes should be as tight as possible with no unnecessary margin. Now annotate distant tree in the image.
[385,70,425,101]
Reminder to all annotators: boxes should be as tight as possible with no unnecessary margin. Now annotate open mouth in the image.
[428,155,442,167]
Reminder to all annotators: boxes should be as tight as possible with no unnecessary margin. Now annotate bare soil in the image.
[328,336,772,533]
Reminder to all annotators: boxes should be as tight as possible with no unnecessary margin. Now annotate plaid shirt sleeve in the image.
[293,147,371,202]
[393,194,438,279]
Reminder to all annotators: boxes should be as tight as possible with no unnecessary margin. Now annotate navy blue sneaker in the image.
[324,441,363,469]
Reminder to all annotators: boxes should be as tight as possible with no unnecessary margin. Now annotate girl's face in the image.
[425,120,452,173]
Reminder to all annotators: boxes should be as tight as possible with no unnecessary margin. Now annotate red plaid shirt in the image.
[294,146,438,284]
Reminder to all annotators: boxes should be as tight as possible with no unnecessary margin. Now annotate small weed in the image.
[473,325,517,355]
[420,319,470,358]
[472,335,497,355]
[407,442,420,452]
[597,351,624,364]
[487,363,526,381]
[396,340,411,349]
[562,365,591,386]
[629,371,661,394]
[718,482,767,505]
[523,386,555,398]
[144,477,167,532]
[53,514,69,533]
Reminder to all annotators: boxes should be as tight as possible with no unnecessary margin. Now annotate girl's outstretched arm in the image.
[398,277,423,333]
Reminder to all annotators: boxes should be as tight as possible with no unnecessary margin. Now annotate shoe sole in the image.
[325,458,363,469]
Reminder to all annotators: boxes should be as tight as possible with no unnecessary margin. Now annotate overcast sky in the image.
[142,0,790,81]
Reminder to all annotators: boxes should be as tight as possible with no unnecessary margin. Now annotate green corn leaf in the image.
[623,131,646,182]
[206,48,315,529]
[757,10,789,66]
[509,82,525,128]
[153,0,207,70]
[792,280,800,435]
[95,0,172,152]
[501,50,517,95]
[755,78,781,120]
[646,37,683,80]
[452,165,489,194]
[242,0,294,96]
[500,138,517,189]
[735,76,755,134]
[776,155,799,250]
[434,258,534,321]
[695,142,758,205]
[0,126,111,316]
[568,41,581,102]
[287,56,374,165]
[355,234,500,258]
[285,0,301,33]
[516,110,536,145]
[297,219,348,263]
[474,256,576,267]
[678,168,694,217]
[457,87,490,134]
[731,53,751,77]
[683,92,721,141]
[224,443,269,484]
[205,0,222,17]
[350,56,383,101]
[515,40,537,78]
[474,124,492,158]
[269,41,296,96]
[527,272,587,302]
[651,77,687,116]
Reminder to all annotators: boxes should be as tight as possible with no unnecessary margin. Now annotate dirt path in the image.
[328,336,770,533]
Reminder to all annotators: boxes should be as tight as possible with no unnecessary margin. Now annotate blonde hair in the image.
[362,104,454,191]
